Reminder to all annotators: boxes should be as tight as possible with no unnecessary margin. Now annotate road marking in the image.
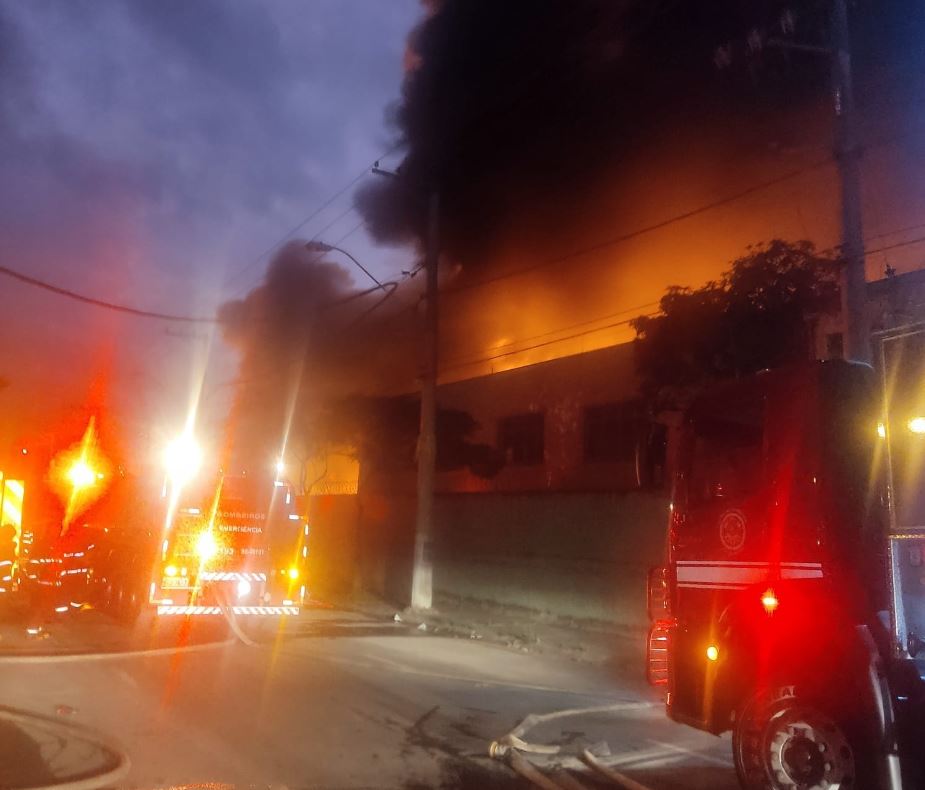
[648,738,735,768]
[309,648,659,698]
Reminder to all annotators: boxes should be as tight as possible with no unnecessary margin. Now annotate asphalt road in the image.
[0,607,739,789]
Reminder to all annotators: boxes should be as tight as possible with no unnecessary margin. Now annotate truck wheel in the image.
[733,685,869,789]
[99,581,114,614]
[117,586,143,625]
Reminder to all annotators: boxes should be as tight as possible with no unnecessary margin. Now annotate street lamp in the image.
[304,241,383,290]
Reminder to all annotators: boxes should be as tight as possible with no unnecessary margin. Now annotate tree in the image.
[631,240,841,407]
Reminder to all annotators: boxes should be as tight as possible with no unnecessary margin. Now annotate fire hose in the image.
[489,702,655,790]
[0,704,131,790]
[213,586,259,647]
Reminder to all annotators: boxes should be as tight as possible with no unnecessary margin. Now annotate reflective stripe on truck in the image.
[156,604,299,616]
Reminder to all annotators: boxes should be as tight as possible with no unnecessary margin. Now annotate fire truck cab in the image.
[647,359,922,789]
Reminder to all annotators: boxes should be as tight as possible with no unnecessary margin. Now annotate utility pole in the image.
[832,0,871,363]
[371,164,440,611]
[411,191,439,611]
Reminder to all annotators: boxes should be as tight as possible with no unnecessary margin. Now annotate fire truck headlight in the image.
[288,566,299,580]
[67,461,97,490]
[877,422,887,439]
[164,565,178,577]
[706,644,719,662]
[909,417,925,434]
[195,531,218,561]
[237,579,251,598]
[164,434,203,485]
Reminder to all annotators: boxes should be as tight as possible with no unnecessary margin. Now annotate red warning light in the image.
[761,588,779,615]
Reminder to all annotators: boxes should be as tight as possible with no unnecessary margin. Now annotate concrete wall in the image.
[355,491,416,606]
[432,491,668,626]
[305,494,360,599]
[309,344,669,623]
[353,487,668,628]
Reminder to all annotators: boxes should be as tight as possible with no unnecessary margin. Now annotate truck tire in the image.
[733,684,873,789]
[116,583,146,626]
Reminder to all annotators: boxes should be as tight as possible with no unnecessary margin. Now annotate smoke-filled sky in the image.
[0,0,418,456]
[3,0,925,468]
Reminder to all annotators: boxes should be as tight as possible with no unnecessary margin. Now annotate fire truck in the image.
[149,472,307,617]
[646,349,925,789]
[0,430,149,620]
[0,474,24,600]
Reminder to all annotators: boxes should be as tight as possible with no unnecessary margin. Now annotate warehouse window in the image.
[498,413,545,466]
[584,401,640,463]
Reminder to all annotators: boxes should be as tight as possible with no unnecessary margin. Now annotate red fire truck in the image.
[1,429,153,621]
[646,352,925,789]
[0,474,24,600]
[149,473,307,617]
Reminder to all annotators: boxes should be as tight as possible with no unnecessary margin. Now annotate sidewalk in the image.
[319,589,649,684]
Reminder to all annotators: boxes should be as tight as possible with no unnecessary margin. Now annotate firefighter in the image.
[0,521,16,592]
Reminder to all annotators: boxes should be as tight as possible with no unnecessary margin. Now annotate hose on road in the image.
[502,750,565,790]
[488,702,656,790]
[213,587,259,647]
[491,701,651,756]
[0,704,131,790]
[580,748,653,790]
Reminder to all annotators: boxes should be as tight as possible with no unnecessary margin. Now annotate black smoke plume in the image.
[355,0,837,269]
[218,242,422,469]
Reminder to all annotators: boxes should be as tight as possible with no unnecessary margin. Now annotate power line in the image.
[0,218,376,325]
[864,220,925,245]
[365,153,834,326]
[439,299,660,369]
[223,145,400,291]
[438,311,658,376]
[0,158,395,325]
[435,221,925,371]
[345,281,400,329]
[230,202,365,298]
[0,265,218,323]
[436,226,925,377]
[343,138,923,363]
[866,234,925,257]
[445,155,835,296]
